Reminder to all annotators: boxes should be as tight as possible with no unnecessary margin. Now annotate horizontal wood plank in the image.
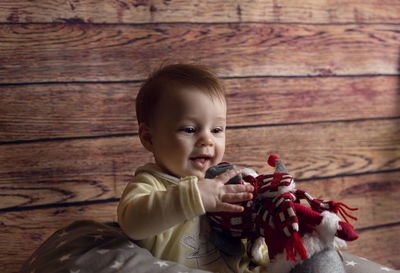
[1,24,399,83]
[0,83,138,141]
[296,172,400,231]
[1,119,399,211]
[0,137,151,209]
[1,76,399,142]
[0,203,398,272]
[225,119,400,176]
[226,76,400,128]
[1,0,399,24]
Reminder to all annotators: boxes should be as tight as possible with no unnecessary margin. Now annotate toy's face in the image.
[148,87,227,179]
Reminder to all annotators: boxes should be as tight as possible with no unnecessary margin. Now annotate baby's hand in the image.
[197,169,254,213]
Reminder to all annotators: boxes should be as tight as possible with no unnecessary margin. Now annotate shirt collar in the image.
[135,163,182,184]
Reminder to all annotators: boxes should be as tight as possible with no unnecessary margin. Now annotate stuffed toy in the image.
[206,155,359,273]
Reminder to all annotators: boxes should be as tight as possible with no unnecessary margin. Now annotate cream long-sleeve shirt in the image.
[117,163,268,273]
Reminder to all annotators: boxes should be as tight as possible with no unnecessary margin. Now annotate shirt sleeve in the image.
[117,173,205,240]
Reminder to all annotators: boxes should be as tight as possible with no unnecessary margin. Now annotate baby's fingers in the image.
[217,169,241,183]
[225,184,254,193]
[222,192,253,204]
[217,202,245,213]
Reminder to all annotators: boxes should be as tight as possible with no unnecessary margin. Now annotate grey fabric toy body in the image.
[290,248,345,273]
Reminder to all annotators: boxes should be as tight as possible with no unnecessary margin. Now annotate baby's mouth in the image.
[190,156,212,170]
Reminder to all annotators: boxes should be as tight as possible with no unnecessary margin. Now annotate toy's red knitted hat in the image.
[268,155,287,173]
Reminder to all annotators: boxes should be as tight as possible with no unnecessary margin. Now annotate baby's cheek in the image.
[216,145,226,162]
[213,154,224,166]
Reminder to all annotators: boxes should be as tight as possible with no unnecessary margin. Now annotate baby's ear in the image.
[138,122,154,152]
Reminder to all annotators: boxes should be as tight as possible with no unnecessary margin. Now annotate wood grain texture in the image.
[1,0,399,24]
[226,76,400,127]
[296,172,400,230]
[1,23,399,83]
[225,119,400,177]
[0,202,398,273]
[0,137,151,209]
[1,76,399,142]
[1,119,399,210]
[0,83,138,141]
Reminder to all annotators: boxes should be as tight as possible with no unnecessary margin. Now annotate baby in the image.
[117,64,267,273]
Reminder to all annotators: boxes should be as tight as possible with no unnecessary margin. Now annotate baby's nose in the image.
[202,139,213,147]
[201,138,213,147]
[198,134,214,147]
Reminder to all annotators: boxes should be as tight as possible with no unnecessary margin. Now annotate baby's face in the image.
[149,87,226,179]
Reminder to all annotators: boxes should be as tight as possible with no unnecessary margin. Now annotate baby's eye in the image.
[181,127,196,134]
[211,127,224,134]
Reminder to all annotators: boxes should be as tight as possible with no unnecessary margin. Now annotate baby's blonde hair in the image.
[136,63,226,126]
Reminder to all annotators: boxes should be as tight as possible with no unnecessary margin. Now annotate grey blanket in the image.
[20,220,398,273]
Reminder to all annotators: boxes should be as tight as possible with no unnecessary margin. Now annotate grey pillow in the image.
[20,220,208,273]
[341,251,398,273]
[20,220,399,273]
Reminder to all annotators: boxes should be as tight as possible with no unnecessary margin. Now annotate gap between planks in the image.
[1,116,399,146]
[0,73,398,87]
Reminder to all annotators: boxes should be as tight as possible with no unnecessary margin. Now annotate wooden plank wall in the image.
[0,1,399,272]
